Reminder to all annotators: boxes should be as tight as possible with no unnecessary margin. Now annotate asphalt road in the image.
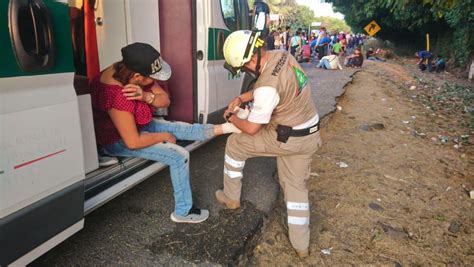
[32,59,357,266]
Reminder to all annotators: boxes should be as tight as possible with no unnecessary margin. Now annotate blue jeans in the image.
[316,58,331,69]
[102,119,215,216]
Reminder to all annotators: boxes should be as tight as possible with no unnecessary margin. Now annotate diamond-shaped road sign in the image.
[364,20,381,37]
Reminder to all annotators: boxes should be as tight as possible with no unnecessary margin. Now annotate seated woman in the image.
[91,42,239,224]
[345,48,364,68]
[316,51,343,70]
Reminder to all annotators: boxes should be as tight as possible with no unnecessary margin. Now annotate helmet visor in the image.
[224,62,241,77]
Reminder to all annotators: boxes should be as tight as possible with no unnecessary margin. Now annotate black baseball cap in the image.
[121,42,172,81]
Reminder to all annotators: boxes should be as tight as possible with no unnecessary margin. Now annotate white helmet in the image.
[223,30,263,68]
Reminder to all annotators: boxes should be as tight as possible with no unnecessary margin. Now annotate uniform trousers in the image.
[222,127,322,250]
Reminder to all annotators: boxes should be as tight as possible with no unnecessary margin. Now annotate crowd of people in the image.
[265,26,369,70]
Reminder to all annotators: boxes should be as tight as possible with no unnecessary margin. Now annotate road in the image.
[32,60,357,266]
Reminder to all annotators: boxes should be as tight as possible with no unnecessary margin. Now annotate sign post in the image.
[426,33,430,51]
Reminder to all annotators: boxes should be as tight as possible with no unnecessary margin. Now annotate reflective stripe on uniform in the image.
[288,216,309,225]
[287,201,309,211]
[224,154,245,169]
[224,167,243,179]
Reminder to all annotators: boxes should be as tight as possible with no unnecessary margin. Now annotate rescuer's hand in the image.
[224,96,243,120]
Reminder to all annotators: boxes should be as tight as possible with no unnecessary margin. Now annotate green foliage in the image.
[314,16,351,33]
[264,0,349,33]
[329,0,474,67]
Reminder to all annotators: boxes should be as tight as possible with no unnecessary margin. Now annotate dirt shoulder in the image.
[247,60,474,265]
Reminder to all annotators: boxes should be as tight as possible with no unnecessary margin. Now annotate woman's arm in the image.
[122,82,171,108]
[144,82,171,108]
[108,108,175,149]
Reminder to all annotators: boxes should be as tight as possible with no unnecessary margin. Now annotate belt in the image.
[289,121,320,136]
[276,121,320,143]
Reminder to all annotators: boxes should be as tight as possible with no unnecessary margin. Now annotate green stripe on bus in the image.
[0,170,4,175]
[207,28,232,61]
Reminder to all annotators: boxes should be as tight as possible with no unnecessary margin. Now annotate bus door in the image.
[198,0,251,122]
[93,0,161,70]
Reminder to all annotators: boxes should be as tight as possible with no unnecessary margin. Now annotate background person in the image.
[316,51,343,70]
[90,43,239,224]
[415,50,433,71]
[345,47,364,68]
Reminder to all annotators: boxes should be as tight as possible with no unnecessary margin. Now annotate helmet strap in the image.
[255,47,262,74]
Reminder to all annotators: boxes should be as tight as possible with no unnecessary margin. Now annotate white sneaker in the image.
[170,205,209,224]
[98,156,118,167]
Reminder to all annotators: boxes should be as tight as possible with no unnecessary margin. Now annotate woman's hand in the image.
[161,132,177,144]
[122,84,145,101]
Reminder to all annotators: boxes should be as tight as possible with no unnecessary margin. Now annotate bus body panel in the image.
[0,0,256,264]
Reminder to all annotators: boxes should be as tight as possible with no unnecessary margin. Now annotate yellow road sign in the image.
[364,20,381,37]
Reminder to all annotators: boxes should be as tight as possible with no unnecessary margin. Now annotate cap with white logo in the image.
[121,42,172,81]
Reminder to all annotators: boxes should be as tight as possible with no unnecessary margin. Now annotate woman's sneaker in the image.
[170,205,209,224]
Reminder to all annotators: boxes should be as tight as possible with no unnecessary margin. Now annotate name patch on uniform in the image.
[271,53,288,76]
[292,66,308,96]
[309,125,319,133]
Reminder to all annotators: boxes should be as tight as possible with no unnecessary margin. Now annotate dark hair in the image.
[112,61,136,85]
[286,26,290,30]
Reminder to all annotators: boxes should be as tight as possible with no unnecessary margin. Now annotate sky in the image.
[295,0,345,20]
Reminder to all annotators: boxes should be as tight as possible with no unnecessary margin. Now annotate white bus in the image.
[0,0,268,265]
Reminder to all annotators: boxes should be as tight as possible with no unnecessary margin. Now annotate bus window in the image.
[220,0,237,31]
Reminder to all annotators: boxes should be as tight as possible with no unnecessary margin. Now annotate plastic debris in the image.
[461,184,473,199]
[310,172,320,177]
[454,144,460,149]
[402,120,410,124]
[336,162,349,168]
[337,105,342,111]
[464,106,474,113]
[448,221,461,234]
[411,115,416,119]
[369,202,384,211]
[439,136,449,143]
[409,85,416,90]
[321,248,333,255]
[381,98,386,101]
[412,130,426,138]
[360,123,385,131]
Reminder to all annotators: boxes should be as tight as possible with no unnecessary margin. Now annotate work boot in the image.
[295,249,309,259]
[215,190,240,209]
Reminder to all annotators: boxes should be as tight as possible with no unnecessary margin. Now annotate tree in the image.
[329,0,474,67]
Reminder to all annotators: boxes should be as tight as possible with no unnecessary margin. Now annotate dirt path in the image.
[247,61,474,265]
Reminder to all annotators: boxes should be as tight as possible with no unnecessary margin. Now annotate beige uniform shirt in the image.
[252,50,318,129]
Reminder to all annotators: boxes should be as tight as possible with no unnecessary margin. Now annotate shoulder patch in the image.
[292,66,308,96]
